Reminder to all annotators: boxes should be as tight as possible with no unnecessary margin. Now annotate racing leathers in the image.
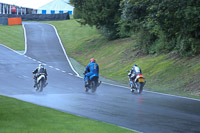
[128,65,142,85]
[84,62,99,86]
[32,65,47,88]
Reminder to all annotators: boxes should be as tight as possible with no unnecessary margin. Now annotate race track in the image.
[0,22,200,133]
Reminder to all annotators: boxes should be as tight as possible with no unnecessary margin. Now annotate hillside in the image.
[46,20,200,99]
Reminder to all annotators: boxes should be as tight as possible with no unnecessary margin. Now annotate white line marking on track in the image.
[49,24,80,77]
[144,90,200,102]
[22,24,28,55]
[55,68,60,71]
[102,82,200,102]
[49,66,53,68]
[68,73,73,75]
[62,71,66,73]
[75,75,83,78]
[0,44,23,55]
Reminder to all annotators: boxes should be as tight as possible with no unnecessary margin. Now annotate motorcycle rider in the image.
[32,63,48,88]
[84,58,100,87]
[128,64,142,88]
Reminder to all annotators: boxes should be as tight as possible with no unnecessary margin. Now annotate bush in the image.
[120,0,200,56]
[73,8,82,19]
[176,36,200,56]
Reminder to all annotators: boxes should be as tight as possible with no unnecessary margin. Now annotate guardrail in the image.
[0,13,70,25]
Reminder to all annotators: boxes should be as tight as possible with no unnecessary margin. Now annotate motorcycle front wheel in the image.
[36,79,44,92]
[36,82,40,92]
[39,80,44,92]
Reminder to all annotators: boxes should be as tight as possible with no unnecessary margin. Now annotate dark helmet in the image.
[133,64,137,67]
[90,58,95,63]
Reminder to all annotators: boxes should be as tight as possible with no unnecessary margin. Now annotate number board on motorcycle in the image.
[138,78,144,82]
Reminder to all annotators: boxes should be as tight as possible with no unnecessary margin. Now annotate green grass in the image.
[0,95,135,133]
[0,25,24,50]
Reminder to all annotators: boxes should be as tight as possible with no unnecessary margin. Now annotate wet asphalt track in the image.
[0,22,200,133]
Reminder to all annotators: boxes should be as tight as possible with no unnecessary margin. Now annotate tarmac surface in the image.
[0,22,200,133]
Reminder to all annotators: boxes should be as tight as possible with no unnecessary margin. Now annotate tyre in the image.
[137,82,143,94]
[36,80,41,92]
[85,87,89,92]
[91,81,97,93]
[39,79,44,92]
[36,83,40,92]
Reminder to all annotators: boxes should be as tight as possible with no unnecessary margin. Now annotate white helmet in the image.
[39,63,44,68]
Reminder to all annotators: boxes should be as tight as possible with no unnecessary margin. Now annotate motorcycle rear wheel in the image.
[85,87,89,92]
[91,81,97,93]
[137,82,143,94]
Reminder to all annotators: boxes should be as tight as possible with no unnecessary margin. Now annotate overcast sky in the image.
[0,0,54,9]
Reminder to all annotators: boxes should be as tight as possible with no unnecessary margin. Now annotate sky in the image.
[0,0,54,9]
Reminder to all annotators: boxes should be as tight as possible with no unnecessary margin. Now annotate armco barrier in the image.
[0,17,8,25]
[8,17,22,25]
[0,13,70,25]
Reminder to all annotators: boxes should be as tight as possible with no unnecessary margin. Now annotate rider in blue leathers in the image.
[84,58,99,87]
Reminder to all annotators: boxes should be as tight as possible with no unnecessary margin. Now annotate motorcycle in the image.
[84,73,101,93]
[34,73,47,92]
[127,70,145,94]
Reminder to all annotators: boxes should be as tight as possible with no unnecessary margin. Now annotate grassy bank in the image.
[0,25,24,50]
[0,95,134,133]
[45,20,200,99]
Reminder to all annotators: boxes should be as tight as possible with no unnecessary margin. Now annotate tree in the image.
[120,0,200,55]
[70,0,121,39]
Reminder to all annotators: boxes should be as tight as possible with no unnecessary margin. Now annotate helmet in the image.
[90,58,95,63]
[39,63,44,68]
[133,64,137,67]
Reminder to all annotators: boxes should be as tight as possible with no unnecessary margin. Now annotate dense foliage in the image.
[70,0,121,39]
[120,0,200,55]
[70,0,200,55]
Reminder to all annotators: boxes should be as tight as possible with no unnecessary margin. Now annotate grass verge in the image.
[0,25,24,50]
[0,95,135,133]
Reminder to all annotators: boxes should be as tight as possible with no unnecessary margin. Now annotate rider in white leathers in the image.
[32,64,48,88]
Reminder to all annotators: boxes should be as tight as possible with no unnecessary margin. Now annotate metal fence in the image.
[0,13,70,25]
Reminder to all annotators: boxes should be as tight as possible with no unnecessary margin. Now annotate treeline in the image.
[70,0,200,55]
